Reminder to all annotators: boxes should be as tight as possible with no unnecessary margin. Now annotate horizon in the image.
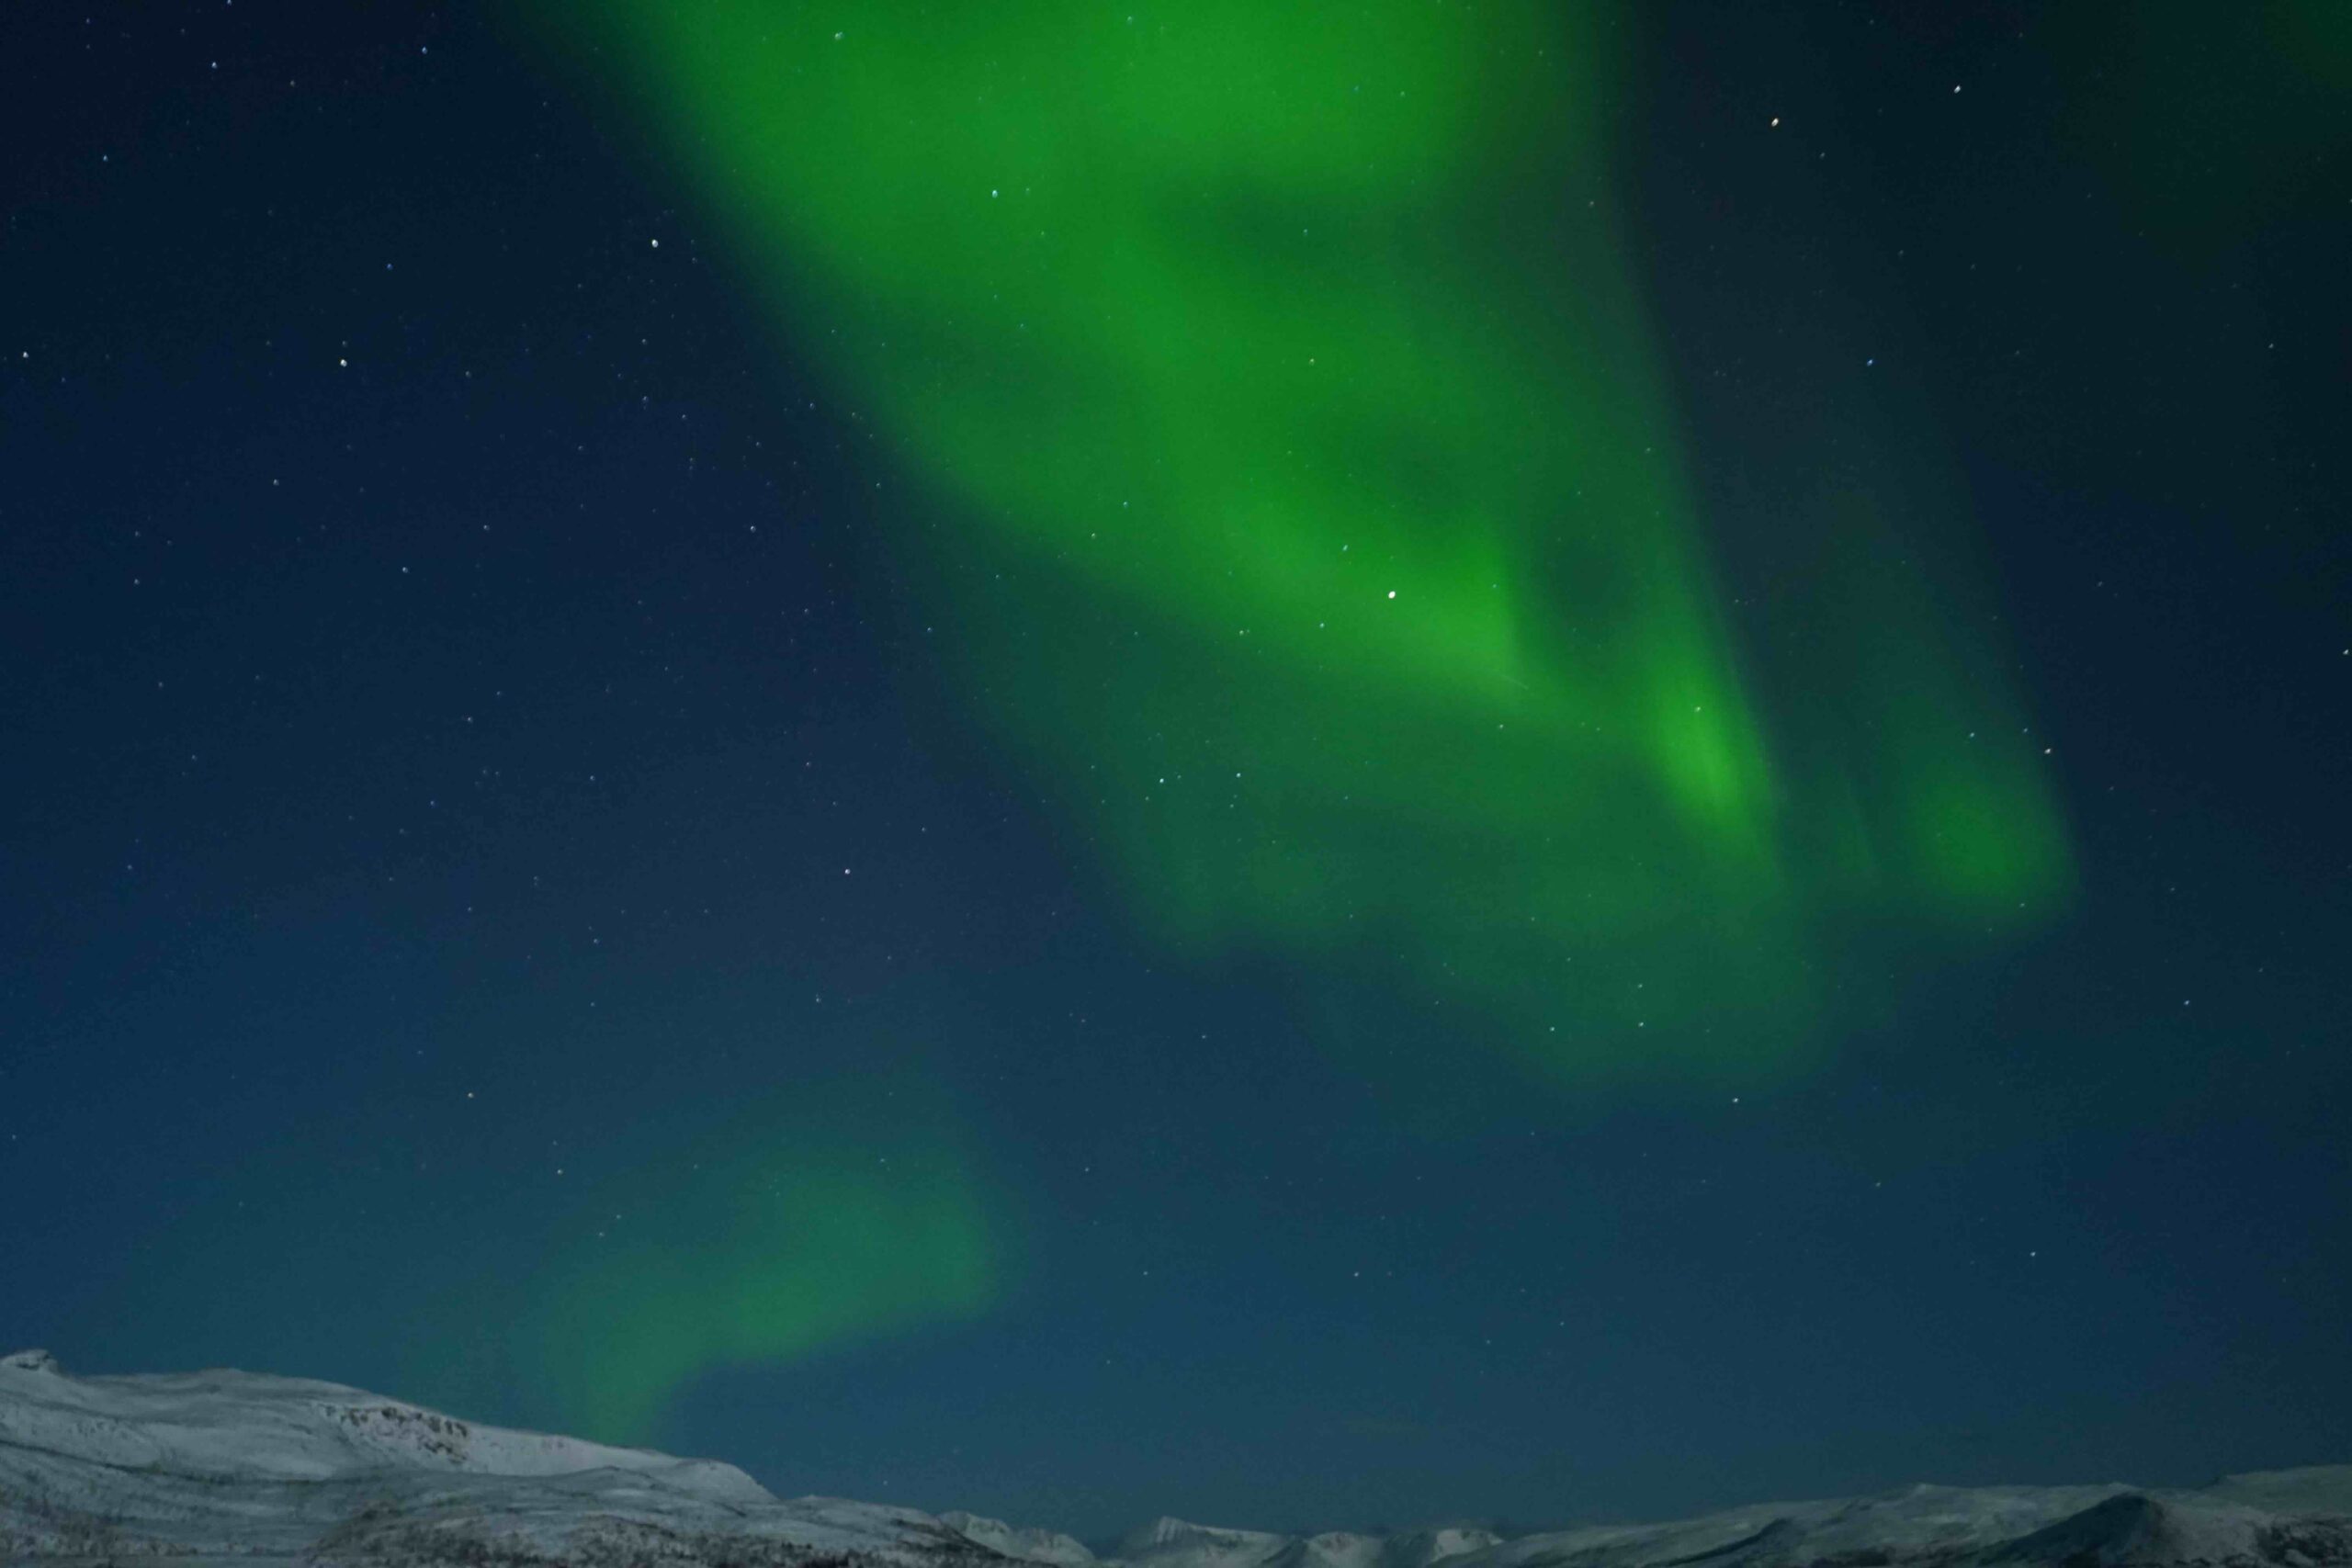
[7,1346,2346,1548]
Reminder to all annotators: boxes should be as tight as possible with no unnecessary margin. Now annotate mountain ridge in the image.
[5,1350,2348,1567]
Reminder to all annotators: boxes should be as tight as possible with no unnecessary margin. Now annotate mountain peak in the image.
[0,1355,986,1564]
[5,1355,2350,1568]
[943,1507,1099,1566]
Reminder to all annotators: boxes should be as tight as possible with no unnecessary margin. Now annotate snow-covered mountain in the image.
[0,1348,991,1565]
[1464,1472,2352,1568]
[942,1510,1098,1568]
[989,1473,2352,1568]
[5,1348,2349,1568]
[1097,1520,1504,1568]
[1081,1523,1505,1568]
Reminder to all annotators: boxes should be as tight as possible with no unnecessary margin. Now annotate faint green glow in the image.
[527,2,2069,1080]
[2076,2,2352,251]
[127,1049,1007,1443]
[517,1080,1002,1440]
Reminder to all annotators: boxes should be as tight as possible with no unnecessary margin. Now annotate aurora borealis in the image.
[5,0,2348,1541]
[533,1,2068,1078]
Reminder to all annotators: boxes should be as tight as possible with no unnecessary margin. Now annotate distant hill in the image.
[6,1348,2348,1567]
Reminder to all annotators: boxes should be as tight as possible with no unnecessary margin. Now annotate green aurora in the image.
[514,1079,1002,1441]
[131,1048,1007,1446]
[527,1,2071,1085]
[16,0,2348,1517]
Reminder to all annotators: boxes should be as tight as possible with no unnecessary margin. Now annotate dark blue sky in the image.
[3,1,2346,1542]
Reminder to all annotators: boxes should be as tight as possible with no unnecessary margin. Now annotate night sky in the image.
[4,0,2348,1544]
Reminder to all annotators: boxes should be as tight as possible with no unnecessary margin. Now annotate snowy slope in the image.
[965,1471,2352,1568]
[6,1348,2349,1568]
[0,1348,993,1566]
[1114,1517,1296,1568]
[943,1509,1099,1567]
[1450,1470,2352,1568]
[1071,1478,2352,1568]
[1092,1521,1506,1568]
